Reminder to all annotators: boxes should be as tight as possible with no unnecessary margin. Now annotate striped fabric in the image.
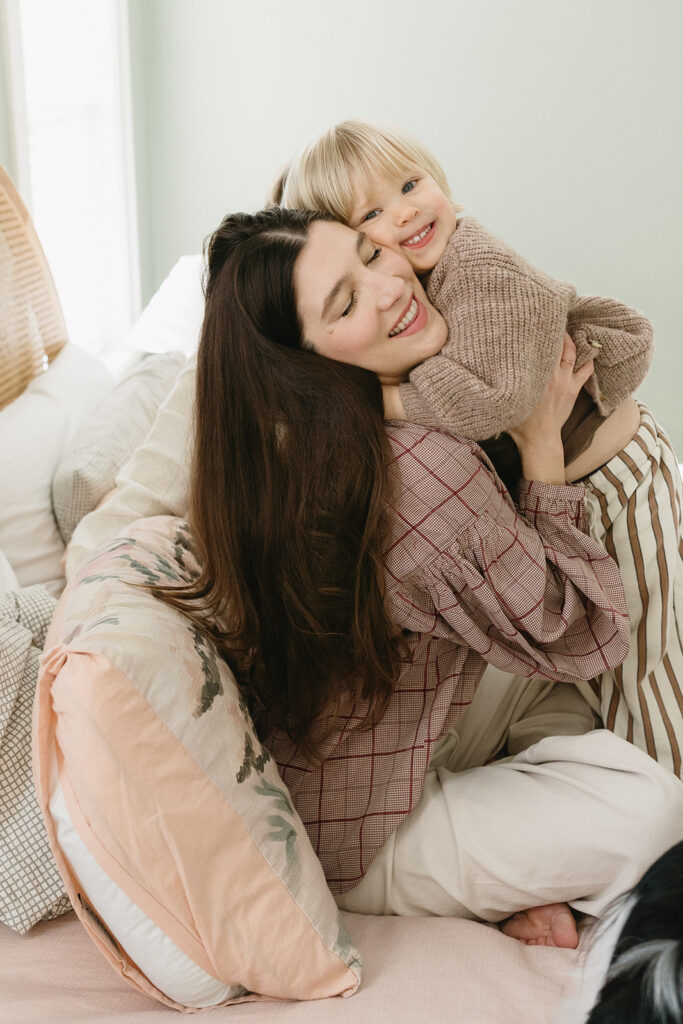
[270,421,630,894]
[0,165,68,410]
[582,403,683,776]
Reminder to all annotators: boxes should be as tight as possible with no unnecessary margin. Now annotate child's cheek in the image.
[403,249,424,273]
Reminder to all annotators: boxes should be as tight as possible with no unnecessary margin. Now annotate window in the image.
[3,0,140,356]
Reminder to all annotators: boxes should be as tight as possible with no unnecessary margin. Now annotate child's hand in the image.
[507,334,593,484]
[382,384,406,421]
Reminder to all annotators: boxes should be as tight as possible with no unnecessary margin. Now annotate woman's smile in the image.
[389,296,426,337]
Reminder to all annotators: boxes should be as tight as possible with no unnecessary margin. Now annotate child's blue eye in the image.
[402,180,417,194]
[363,209,379,222]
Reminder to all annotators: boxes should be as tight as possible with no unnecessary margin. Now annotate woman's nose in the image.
[377,274,406,312]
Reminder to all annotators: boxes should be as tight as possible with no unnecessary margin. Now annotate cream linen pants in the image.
[337,720,683,921]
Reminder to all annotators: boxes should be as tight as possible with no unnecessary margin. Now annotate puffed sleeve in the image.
[385,424,629,683]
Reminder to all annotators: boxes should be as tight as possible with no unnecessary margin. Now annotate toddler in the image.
[272,119,654,488]
[274,119,683,780]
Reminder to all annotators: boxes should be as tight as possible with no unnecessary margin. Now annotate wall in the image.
[59,1,683,444]
[0,8,15,176]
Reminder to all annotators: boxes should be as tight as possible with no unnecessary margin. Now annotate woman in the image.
[129,206,683,944]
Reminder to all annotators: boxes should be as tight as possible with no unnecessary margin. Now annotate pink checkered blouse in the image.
[268,422,629,895]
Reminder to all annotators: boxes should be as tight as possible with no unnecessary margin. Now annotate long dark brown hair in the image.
[160,207,403,758]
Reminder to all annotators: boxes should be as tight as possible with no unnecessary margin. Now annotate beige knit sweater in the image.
[399,218,654,439]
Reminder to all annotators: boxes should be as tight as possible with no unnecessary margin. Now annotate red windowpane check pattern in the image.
[268,423,629,894]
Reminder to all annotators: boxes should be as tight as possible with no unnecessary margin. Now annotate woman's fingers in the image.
[557,334,594,393]
[572,356,595,389]
[559,333,577,367]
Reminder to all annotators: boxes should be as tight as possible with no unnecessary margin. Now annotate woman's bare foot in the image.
[499,903,579,948]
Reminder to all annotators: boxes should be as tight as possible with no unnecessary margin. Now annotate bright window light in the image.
[8,0,140,356]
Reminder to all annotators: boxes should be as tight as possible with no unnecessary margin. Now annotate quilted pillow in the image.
[33,517,361,1011]
[51,351,187,543]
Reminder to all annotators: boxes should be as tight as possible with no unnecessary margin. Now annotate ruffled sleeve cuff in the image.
[518,479,588,532]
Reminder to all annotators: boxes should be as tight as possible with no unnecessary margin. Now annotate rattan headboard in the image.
[0,165,68,410]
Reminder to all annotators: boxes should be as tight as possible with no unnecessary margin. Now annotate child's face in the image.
[347,167,457,274]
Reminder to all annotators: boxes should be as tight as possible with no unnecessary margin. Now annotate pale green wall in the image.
[0,10,15,177]
[127,0,153,303]
[126,0,682,448]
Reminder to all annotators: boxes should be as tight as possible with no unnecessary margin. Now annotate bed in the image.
[0,912,579,1023]
[0,164,585,1023]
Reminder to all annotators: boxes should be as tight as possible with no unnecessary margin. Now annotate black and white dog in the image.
[564,841,683,1023]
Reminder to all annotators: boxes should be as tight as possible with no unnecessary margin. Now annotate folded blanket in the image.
[0,585,70,933]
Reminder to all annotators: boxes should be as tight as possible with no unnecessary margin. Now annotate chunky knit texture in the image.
[400,218,654,439]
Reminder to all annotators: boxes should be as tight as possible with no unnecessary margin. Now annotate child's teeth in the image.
[389,299,418,337]
[406,225,432,245]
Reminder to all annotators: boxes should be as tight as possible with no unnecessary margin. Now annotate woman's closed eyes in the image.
[341,247,383,318]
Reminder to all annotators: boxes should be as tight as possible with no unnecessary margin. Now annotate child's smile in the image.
[401,221,437,250]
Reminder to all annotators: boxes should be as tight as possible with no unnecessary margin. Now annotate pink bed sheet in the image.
[1,911,578,1024]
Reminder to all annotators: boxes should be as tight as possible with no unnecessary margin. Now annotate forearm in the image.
[421,475,630,683]
[568,296,654,413]
[500,479,629,678]
[516,438,566,486]
[386,424,629,683]
[399,353,557,440]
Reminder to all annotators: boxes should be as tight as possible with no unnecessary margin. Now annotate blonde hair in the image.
[271,120,462,224]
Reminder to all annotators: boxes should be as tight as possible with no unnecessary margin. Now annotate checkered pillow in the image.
[0,584,70,933]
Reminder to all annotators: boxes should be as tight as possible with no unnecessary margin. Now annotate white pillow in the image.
[126,255,204,357]
[0,344,114,595]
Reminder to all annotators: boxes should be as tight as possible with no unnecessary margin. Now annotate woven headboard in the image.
[0,165,68,410]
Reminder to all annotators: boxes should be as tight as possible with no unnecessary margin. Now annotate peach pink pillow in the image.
[34,516,361,1011]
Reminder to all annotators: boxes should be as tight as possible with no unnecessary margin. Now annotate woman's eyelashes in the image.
[341,293,357,318]
[339,250,381,318]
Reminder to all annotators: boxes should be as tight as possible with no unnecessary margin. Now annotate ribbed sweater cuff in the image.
[398,382,443,428]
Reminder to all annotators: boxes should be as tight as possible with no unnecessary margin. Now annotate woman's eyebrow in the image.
[321,232,368,320]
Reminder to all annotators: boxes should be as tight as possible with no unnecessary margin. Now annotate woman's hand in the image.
[507,334,594,485]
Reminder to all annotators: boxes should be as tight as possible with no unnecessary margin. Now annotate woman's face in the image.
[294,220,447,384]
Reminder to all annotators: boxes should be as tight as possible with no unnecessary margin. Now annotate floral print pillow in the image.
[34,516,361,1011]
